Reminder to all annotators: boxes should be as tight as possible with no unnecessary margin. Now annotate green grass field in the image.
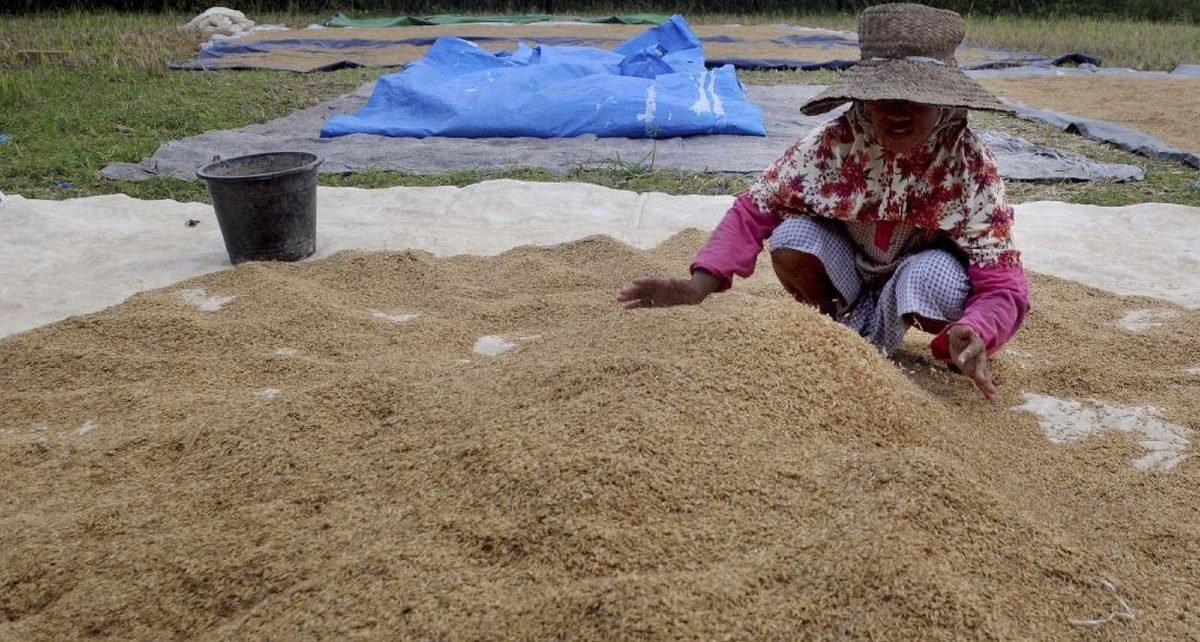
[0,10,1197,205]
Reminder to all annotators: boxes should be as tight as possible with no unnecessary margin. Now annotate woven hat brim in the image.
[799,59,1013,116]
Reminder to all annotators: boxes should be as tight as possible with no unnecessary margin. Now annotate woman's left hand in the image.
[946,325,998,401]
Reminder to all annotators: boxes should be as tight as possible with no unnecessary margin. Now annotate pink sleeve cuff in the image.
[689,193,782,292]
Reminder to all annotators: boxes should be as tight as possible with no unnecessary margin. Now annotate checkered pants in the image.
[769,216,970,354]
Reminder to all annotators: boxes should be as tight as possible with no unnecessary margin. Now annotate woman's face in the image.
[864,100,943,156]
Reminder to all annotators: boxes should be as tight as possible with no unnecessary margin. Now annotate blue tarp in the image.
[319,16,766,139]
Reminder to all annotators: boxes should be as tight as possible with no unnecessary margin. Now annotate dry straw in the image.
[802,3,1013,115]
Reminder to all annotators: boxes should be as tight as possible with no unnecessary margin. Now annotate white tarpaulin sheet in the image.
[1,181,1197,339]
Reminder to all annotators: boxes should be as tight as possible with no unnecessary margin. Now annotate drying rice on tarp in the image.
[979,76,1200,154]
[2,232,1198,640]
[172,22,1049,73]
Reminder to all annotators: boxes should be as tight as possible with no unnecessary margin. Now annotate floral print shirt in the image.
[746,103,1020,269]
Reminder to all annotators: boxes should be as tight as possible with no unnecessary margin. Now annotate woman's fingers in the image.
[955,335,984,369]
[967,358,998,401]
[959,343,998,401]
[616,278,658,302]
[947,326,998,401]
[617,277,704,309]
[616,286,643,303]
[617,278,665,308]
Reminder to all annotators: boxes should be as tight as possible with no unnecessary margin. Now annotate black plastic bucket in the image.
[197,151,322,265]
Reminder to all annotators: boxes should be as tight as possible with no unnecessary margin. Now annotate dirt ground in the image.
[2,232,1197,641]
[980,76,1200,153]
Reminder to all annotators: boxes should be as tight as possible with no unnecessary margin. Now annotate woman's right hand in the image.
[616,271,721,309]
[946,325,999,401]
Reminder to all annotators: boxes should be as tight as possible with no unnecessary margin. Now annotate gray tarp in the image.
[100,84,1144,183]
[963,66,1200,169]
[966,64,1200,80]
[1002,100,1200,169]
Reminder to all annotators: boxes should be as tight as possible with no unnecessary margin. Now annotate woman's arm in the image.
[927,136,1033,399]
[935,135,1031,360]
[689,193,783,292]
[930,263,1030,361]
[617,124,831,309]
[617,194,784,308]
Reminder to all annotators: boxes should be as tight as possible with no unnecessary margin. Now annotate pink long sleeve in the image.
[689,193,782,292]
[930,264,1030,360]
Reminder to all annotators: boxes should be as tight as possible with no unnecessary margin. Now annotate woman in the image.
[617,3,1029,401]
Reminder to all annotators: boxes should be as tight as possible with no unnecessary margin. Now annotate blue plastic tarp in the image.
[319,16,766,139]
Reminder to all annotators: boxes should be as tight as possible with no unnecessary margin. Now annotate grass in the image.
[964,14,1200,72]
[0,10,1197,206]
[0,64,380,200]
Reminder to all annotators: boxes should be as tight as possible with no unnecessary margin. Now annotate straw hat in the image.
[800,3,1013,115]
